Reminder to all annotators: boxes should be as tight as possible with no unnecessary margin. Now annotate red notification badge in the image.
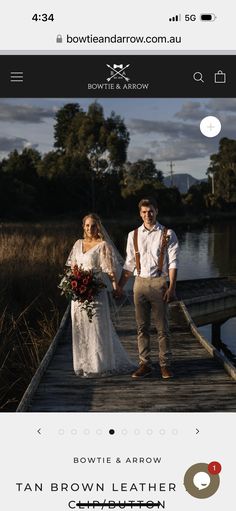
[208,461,222,474]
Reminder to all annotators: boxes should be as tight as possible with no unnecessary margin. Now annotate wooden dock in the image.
[17,278,236,412]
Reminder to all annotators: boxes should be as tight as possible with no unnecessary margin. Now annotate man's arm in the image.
[115,232,135,297]
[163,230,179,302]
[163,268,177,302]
[118,269,133,289]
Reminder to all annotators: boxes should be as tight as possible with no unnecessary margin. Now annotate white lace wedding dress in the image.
[66,239,135,377]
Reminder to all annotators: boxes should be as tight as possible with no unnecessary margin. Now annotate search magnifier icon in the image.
[193,72,204,83]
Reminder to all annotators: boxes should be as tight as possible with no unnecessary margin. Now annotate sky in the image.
[0,97,236,180]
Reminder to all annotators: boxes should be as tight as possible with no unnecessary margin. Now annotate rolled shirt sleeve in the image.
[166,229,179,270]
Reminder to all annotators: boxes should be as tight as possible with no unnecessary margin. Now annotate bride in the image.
[66,213,135,377]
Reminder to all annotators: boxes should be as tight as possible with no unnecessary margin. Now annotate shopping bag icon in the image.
[214,70,226,83]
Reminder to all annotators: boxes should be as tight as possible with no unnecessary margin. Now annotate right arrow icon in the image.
[196,428,200,434]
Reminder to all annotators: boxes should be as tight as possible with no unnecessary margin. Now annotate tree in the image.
[54,102,129,172]
[1,148,41,184]
[122,159,164,198]
[54,102,130,209]
[54,103,83,151]
[208,138,236,204]
[105,111,130,167]
[182,182,211,213]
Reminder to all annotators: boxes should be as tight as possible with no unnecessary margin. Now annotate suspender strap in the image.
[133,226,169,276]
[133,228,141,275]
[157,227,168,273]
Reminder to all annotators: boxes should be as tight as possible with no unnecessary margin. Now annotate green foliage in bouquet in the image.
[59,264,106,322]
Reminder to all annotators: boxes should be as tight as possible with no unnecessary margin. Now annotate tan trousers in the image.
[133,276,171,367]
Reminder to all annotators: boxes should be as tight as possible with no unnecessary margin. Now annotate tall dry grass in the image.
[0,221,80,411]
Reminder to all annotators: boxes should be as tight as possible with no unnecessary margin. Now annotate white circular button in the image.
[200,116,221,138]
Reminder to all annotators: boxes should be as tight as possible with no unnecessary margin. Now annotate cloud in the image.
[206,98,236,112]
[128,137,215,163]
[174,102,208,121]
[175,99,236,121]
[0,103,57,123]
[128,144,156,162]
[0,137,38,152]
[128,118,197,137]
[128,105,236,163]
[149,138,216,162]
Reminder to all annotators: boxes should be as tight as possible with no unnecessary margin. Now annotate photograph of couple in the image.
[1,97,236,413]
[66,197,178,380]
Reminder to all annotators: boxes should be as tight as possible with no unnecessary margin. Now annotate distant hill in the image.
[164,173,207,194]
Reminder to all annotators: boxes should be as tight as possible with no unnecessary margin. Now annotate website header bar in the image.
[0,56,235,98]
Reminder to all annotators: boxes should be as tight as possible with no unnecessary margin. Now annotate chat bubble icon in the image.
[193,471,211,490]
[184,463,220,498]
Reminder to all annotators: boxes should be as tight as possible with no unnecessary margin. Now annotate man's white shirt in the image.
[123,222,179,278]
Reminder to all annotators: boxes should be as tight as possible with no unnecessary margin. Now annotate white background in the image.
[0,413,233,510]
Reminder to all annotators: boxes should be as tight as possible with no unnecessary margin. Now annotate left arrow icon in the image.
[37,428,42,435]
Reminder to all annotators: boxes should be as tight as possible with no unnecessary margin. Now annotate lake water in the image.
[176,220,236,280]
[176,220,236,358]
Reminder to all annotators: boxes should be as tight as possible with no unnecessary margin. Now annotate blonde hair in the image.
[82,213,104,240]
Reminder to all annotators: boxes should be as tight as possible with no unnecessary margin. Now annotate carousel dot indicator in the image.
[109,429,115,435]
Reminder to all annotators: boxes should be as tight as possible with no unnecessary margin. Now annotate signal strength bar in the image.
[169,14,181,22]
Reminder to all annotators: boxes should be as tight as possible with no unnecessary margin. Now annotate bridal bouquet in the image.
[59,264,106,322]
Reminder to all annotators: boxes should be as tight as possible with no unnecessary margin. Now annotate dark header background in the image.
[0,55,235,97]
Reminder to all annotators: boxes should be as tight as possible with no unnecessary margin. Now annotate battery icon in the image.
[200,13,216,21]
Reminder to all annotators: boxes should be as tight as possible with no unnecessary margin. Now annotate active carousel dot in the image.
[109,429,115,435]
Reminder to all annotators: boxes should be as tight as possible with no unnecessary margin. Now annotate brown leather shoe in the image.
[132,364,152,379]
[161,366,174,379]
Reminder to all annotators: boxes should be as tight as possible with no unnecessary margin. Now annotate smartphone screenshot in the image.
[0,1,236,509]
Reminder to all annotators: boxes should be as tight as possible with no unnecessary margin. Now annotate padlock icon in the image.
[214,70,226,84]
[56,34,63,43]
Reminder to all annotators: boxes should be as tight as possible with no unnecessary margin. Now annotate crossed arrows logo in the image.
[106,64,130,82]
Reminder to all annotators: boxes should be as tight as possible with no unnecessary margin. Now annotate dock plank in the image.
[24,299,236,413]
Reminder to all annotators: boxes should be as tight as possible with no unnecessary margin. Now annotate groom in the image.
[118,197,179,379]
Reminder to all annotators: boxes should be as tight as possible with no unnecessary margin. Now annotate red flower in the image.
[79,285,86,294]
[71,280,78,289]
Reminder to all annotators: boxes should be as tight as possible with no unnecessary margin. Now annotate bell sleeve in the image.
[65,241,78,267]
[100,241,120,279]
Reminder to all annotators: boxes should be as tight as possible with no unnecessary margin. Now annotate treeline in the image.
[0,102,236,219]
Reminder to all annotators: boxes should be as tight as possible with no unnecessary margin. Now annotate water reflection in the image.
[199,317,236,362]
[176,219,236,280]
